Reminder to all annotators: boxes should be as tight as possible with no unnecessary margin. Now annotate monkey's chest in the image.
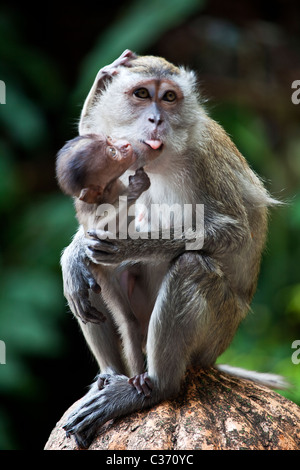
[135,188,188,235]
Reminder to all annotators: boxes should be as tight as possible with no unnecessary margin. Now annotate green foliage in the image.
[73,0,205,103]
[0,10,77,447]
[0,190,77,445]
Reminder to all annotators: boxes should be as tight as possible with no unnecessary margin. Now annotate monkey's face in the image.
[123,78,184,161]
[107,76,183,152]
[81,61,200,170]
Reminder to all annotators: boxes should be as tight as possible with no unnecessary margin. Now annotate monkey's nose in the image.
[148,103,163,126]
[118,141,132,156]
[120,142,130,151]
[148,115,163,126]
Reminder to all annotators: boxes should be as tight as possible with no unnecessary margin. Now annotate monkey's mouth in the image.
[143,140,163,151]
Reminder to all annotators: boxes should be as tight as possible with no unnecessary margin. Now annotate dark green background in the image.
[0,0,299,449]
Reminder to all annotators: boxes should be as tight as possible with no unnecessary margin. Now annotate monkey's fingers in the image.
[86,237,118,254]
[80,299,107,323]
[128,372,153,398]
[80,263,101,293]
[69,296,106,324]
[83,305,107,324]
[99,50,137,81]
[86,229,100,240]
[87,229,113,241]
[88,277,101,294]
[113,49,137,67]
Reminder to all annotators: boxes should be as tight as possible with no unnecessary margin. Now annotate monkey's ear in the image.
[79,185,103,204]
[177,67,199,96]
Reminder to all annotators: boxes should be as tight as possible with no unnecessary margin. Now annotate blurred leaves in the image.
[0,140,20,211]
[0,84,48,150]
[73,0,205,103]
[0,9,77,448]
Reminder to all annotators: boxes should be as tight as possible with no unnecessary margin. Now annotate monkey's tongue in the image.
[145,140,163,150]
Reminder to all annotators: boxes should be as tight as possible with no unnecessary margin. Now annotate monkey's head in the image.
[56,134,137,204]
[79,52,201,171]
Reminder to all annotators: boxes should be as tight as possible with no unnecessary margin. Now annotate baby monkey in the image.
[56,133,150,207]
[56,133,150,323]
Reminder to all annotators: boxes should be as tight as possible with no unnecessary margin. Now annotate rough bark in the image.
[44,366,300,450]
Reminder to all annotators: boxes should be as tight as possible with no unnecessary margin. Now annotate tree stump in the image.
[44,367,300,450]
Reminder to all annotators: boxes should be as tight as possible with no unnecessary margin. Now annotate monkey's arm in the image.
[60,226,105,324]
[102,168,150,206]
[85,232,186,265]
[85,210,250,265]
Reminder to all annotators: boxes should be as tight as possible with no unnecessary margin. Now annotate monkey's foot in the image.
[128,372,153,397]
[63,374,157,448]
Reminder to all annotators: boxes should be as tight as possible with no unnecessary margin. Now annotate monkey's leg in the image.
[78,290,126,375]
[146,252,242,391]
[64,251,241,448]
[98,269,146,378]
[64,274,149,447]
[129,251,241,396]
[61,232,134,375]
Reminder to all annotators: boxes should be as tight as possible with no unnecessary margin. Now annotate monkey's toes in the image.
[128,372,153,397]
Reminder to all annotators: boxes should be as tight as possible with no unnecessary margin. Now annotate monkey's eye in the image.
[108,147,117,158]
[133,88,150,99]
[162,90,177,102]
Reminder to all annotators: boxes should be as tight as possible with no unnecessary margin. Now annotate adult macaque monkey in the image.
[61,50,283,447]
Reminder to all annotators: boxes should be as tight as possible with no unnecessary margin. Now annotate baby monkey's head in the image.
[56,133,137,204]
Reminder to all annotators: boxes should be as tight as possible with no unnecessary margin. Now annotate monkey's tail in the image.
[216,364,290,390]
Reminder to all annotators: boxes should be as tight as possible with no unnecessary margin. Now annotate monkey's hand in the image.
[80,50,137,134]
[126,167,151,204]
[84,229,186,264]
[98,49,137,83]
[61,229,106,324]
[63,373,157,449]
